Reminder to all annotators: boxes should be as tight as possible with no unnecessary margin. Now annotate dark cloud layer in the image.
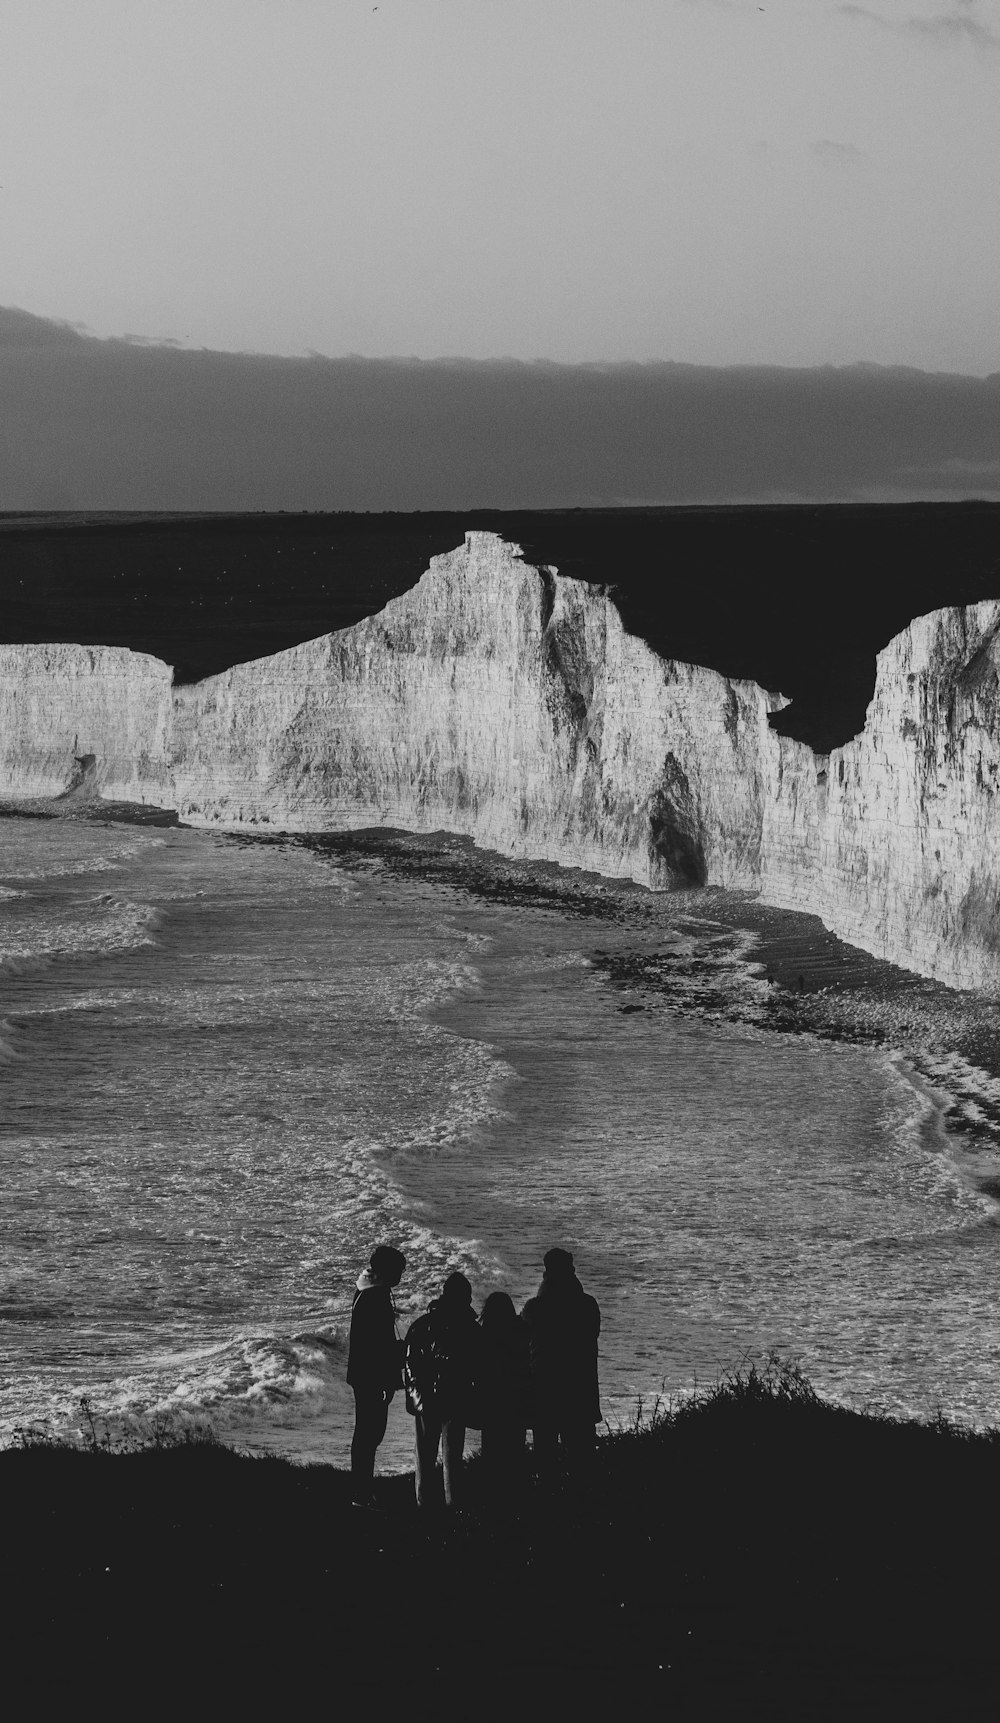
[2,306,999,510]
[838,4,1000,50]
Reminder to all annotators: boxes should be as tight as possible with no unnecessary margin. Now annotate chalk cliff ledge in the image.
[172,532,780,891]
[3,531,1000,991]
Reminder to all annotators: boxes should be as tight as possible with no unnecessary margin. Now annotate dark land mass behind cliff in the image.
[2,503,1000,753]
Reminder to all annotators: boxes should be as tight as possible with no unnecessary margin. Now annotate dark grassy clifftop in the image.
[2,503,1000,752]
[3,1363,996,1712]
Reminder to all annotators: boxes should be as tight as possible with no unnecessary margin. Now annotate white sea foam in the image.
[7,825,1000,1463]
[0,826,165,882]
[0,828,516,1460]
[0,895,160,971]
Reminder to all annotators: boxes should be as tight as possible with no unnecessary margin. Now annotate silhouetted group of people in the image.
[346,1244,601,1509]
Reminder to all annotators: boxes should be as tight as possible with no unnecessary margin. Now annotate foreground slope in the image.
[3,1368,997,1709]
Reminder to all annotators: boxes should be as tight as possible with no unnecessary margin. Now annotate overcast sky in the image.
[2,0,1000,373]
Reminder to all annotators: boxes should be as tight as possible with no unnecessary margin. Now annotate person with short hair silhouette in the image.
[477,1290,532,1503]
[346,1243,406,1507]
[404,1271,479,1509]
[521,1248,601,1486]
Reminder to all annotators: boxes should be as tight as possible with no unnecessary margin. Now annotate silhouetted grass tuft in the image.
[5,1395,221,1456]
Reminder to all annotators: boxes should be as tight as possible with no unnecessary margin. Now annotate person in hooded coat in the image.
[477,1291,532,1502]
[403,1271,479,1509]
[346,1243,406,1506]
[520,1247,601,1485]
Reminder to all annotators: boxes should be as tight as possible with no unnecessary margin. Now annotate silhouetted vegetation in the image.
[3,1359,996,1707]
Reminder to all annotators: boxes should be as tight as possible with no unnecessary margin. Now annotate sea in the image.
[4,812,1000,1473]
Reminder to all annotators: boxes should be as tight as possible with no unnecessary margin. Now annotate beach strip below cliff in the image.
[286,826,1000,1217]
[14,795,1000,1185]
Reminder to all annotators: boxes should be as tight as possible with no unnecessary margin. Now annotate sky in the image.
[2,0,1000,374]
[2,1,999,508]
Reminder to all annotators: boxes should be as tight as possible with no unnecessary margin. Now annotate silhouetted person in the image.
[521,1248,601,1487]
[477,1291,532,1503]
[404,1271,479,1509]
[346,1243,406,1507]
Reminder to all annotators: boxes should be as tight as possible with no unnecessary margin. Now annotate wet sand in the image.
[16,794,1000,1101]
[287,828,1000,1201]
[13,793,1000,1111]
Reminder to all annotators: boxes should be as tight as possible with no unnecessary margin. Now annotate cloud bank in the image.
[838,3,1000,50]
[2,306,999,510]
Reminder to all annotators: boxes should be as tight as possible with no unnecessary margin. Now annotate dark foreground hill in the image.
[3,1363,996,1713]
[2,504,1000,753]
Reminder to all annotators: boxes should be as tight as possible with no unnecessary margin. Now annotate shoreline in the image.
[10,796,1000,1182]
[285,824,1000,1168]
[7,804,1000,1441]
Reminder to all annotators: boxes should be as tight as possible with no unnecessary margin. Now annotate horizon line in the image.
[4,304,998,384]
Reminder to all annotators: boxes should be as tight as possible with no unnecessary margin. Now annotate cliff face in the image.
[760,601,1000,990]
[3,532,1000,991]
[0,643,173,803]
[173,533,783,889]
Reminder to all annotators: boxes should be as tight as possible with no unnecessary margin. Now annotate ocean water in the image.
[3,815,1000,1472]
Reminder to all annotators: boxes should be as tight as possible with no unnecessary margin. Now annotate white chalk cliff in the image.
[3,531,1000,991]
[0,642,173,804]
[761,599,1000,990]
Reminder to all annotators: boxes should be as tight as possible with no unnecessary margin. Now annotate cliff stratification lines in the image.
[762,601,1000,989]
[3,531,1000,990]
[0,642,173,806]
